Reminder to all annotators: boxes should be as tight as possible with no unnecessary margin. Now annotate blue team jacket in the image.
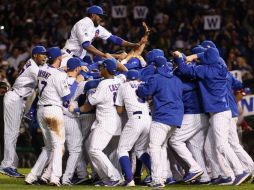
[175,68,204,114]
[137,65,184,127]
[175,52,229,113]
[226,72,243,117]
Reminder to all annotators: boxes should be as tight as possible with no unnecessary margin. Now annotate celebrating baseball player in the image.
[25,47,84,186]
[61,5,140,67]
[0,46,47,178]
[136,56,184,188]
[115,69,152,187]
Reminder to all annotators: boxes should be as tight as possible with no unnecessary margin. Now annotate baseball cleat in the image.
[121,179,135,187]
[212,176,233,185]
[1,167,25,178]
[233,171,250,185]
[183,171,204,182]
[165,177,177,185]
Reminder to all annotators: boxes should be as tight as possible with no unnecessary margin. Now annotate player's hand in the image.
[142,22,151,35]
[81,65,89,72]
[68,104,75,112]
[76,74,85,83]
[186,54,198,63]
[172,51,182,58]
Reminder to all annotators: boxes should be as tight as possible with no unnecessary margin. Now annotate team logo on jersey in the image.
[95,29,99,37]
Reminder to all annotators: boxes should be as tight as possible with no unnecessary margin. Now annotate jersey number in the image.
[39,81,47,96]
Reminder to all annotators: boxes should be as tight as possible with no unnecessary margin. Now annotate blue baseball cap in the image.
[67,57,81,70]
[127,70,139,80]
[192,45,206,54]
[200,40,216,48]
[154,56,167,67]
[87,5,106,16]
[47,47,63,60]
[146,49,164,64]
[197,47,220,65]
[101,58,117,74]
[32,45,47,55]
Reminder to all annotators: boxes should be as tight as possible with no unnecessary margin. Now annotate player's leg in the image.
[210,111,249,185]
[169,114,203,178]
[186,114,210,183]
[117,118,144,185]
[43,107,65,185]
[87,127,122,182]
[149,121,176,186]
[1,91,25,177]
[229,117,254,175]
[25,107,53,184]
[62,116,82,184]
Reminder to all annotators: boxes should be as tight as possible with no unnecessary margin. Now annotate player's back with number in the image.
[37,65,69,107]
[117,80,150,118]
[89,77,122,120]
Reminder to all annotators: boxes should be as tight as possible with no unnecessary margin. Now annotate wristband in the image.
[74,107,81,113]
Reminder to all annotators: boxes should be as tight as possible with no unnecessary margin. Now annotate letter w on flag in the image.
[112,5,127,18]
[204,15,221,30]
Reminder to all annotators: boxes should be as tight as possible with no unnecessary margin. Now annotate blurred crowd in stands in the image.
[0,0,254,166]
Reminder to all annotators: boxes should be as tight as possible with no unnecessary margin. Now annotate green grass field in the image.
[1,169,254,190]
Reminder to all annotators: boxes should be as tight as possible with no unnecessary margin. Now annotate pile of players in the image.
[0,4,253,188]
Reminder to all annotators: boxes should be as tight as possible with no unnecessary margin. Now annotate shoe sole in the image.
[0,172,24,178]
[234,174,250,186]
[184,171,204,182]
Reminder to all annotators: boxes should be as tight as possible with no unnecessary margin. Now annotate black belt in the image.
[11,89,27,100]
[133,111,142,115]
[133,111,151,116]
[42,104,52,107]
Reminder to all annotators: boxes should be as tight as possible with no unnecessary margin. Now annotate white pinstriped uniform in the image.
[229,117,254,175]
[115,80,151,159]
[86,76,124,181]
[169,113,210,182]
[26,65,70,184]
[62,78,86,183]
[208,110,244,178]
[61,17,111,67]
[1,58,39,169]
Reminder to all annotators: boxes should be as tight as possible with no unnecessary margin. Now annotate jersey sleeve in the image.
[97,25,112,40]
[115,85,124,106]
[88,82,105,106]
[54,73,70,98]
[76,21,94,44]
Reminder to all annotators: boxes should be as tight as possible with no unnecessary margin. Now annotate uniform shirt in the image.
[63,77,86,117]
[137,66,184,127]
[64,17,111,58]
[115,80,150,118]
[12,58,39,97]
[175,56,229,113]
[88,77,124,135]
[37,65,70,107]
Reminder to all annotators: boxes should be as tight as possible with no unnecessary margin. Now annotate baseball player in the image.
[115,70,152,187]
[69,58,125,186]
[0,46,47,178]
[25,47,84,186]
[61,58,88,185]
[173,47,249,185]
[226,72,254,177]
[136,56,184,188]
[61,5,140,67]
[169,50,210,184]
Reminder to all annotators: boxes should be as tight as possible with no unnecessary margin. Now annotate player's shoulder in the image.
[77,17,94,26]
[115,74,126,83]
